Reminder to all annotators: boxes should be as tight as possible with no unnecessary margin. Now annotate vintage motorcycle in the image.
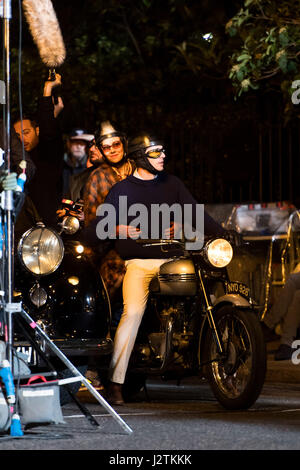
[12,199,266,410]
[118,236,267,410]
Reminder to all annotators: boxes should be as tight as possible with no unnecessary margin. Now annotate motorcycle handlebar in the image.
[136,235,248,251]
[135,239,184,247]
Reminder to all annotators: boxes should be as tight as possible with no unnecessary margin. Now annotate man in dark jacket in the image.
[62,128,94,198]
[84,133,226,405]
[0,121,35,182]
[65,137,103,203]
[13,73,64,230]
[56,138,102,224]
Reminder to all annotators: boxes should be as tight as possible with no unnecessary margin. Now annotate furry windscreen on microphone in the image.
[22,0,66,68]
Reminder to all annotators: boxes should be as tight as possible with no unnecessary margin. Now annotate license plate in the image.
[225,281,250,299]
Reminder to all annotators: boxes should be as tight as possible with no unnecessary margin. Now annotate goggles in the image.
[146,148,165,159]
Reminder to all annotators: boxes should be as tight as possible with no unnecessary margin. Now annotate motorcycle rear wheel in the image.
[203,305,266,410]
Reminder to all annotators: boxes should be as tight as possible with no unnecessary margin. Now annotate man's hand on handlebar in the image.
[116,225,142,239]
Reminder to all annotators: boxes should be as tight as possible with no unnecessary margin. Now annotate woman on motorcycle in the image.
[83,121,135,299]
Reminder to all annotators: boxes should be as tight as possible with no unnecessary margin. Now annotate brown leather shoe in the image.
[105,381,124,405]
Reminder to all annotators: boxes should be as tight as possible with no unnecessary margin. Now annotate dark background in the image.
[4,0,300,205]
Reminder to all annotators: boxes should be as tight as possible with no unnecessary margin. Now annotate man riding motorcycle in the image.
[83,133,228,405]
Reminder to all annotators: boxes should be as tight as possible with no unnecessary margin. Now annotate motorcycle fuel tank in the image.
[156,258,197,296]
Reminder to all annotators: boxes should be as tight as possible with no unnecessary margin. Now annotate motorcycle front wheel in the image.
[203,305,266,410]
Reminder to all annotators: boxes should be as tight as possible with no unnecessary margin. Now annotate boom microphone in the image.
[22,0,66,68]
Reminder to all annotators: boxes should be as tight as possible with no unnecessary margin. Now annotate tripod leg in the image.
[18,308,133,434]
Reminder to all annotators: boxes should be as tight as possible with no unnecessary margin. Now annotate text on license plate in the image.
[225,282,250,299]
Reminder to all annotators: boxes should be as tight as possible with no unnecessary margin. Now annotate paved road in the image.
[1,377,300,453]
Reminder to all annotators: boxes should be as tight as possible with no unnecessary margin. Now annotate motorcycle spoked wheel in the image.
[203,305,266,410]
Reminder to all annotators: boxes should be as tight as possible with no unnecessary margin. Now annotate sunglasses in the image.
[146,148,165,159]
[101,141,122,153]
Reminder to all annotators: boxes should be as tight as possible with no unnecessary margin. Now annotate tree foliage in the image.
[226,0,300,108]
[8,0,242,132]
[4,0,298,204]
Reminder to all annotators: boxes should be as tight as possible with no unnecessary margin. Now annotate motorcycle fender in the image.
[213,293,251,308]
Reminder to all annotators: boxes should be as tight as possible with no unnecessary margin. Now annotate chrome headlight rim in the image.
[204,238,233,268]
[17,225,65,276]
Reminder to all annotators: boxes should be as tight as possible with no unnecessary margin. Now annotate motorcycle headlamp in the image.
[205,238,233,268]
[18,226,64,276]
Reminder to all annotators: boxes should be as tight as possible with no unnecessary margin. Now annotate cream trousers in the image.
[109,258,170,384]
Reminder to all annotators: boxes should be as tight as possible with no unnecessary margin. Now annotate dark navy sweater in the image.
[84,172,225,259]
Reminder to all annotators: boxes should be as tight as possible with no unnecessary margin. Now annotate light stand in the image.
[2,0,15,369]
[0,0,133,435]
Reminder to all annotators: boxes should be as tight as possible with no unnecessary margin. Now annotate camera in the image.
[61,198,83,215]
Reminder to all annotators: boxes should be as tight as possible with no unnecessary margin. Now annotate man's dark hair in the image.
[13,115,38,129]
